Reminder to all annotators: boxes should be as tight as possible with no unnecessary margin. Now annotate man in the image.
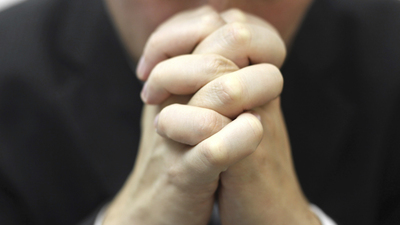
[0,0,399,224]
[103,0,322,224]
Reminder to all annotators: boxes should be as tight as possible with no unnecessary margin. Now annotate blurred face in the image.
[104,0,313,61]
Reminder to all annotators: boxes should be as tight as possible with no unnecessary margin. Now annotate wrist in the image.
[103,175,216,225]
[219,174,321,225]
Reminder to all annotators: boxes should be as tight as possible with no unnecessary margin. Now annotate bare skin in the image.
[103,1,320,225]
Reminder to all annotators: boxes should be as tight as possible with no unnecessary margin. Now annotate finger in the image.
[188,64,283,119]
[155,104,231,146]
[136,6,226,81]
[183,112,263,178]
[193,21,286,68]
[141,54,239,104]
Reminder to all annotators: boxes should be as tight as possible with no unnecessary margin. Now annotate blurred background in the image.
[0,0,25,11]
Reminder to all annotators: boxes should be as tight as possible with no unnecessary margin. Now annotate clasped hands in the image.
[104,6,320,225]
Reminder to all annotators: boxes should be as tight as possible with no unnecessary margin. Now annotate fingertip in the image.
[140,82,171,105]
[140,82,149,103]
[238,111,264,144]
[136,56,149,81]
[248,111,262,122]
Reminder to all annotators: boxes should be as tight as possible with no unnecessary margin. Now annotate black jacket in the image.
[0,0,399,224]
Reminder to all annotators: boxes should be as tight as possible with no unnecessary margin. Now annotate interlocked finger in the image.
[193,21,286,68]
[136,6,226,80]
[188,64,283,119]
[183,112,263,176]
[142,54,239,104]
[156,104,231,146]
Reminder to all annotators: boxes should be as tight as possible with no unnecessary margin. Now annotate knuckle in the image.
[263,64,284,94]
[223,22,252,47]
[200,9,222,24]
[205,54,238,77]
[269,33,287,67]
[201,141,228,168]
[146,32,164,51]
[196,111,223,137]
[197,5,218,14]
[223,8,248,22]
[214,77,244,106]
[198,7,225,31]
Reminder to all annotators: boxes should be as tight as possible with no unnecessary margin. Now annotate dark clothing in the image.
[0,0,142,224]
[0,0,399,224]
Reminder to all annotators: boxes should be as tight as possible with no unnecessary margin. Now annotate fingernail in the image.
[136,56,146,80]
[154,114,159,129]
[141,82,148,103]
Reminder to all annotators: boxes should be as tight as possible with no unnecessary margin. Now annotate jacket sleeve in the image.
[379,98,400,224]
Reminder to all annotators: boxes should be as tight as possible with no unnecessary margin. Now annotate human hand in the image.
[105,5,320,225]
[103,6,273,225]
[139,6,321,225]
